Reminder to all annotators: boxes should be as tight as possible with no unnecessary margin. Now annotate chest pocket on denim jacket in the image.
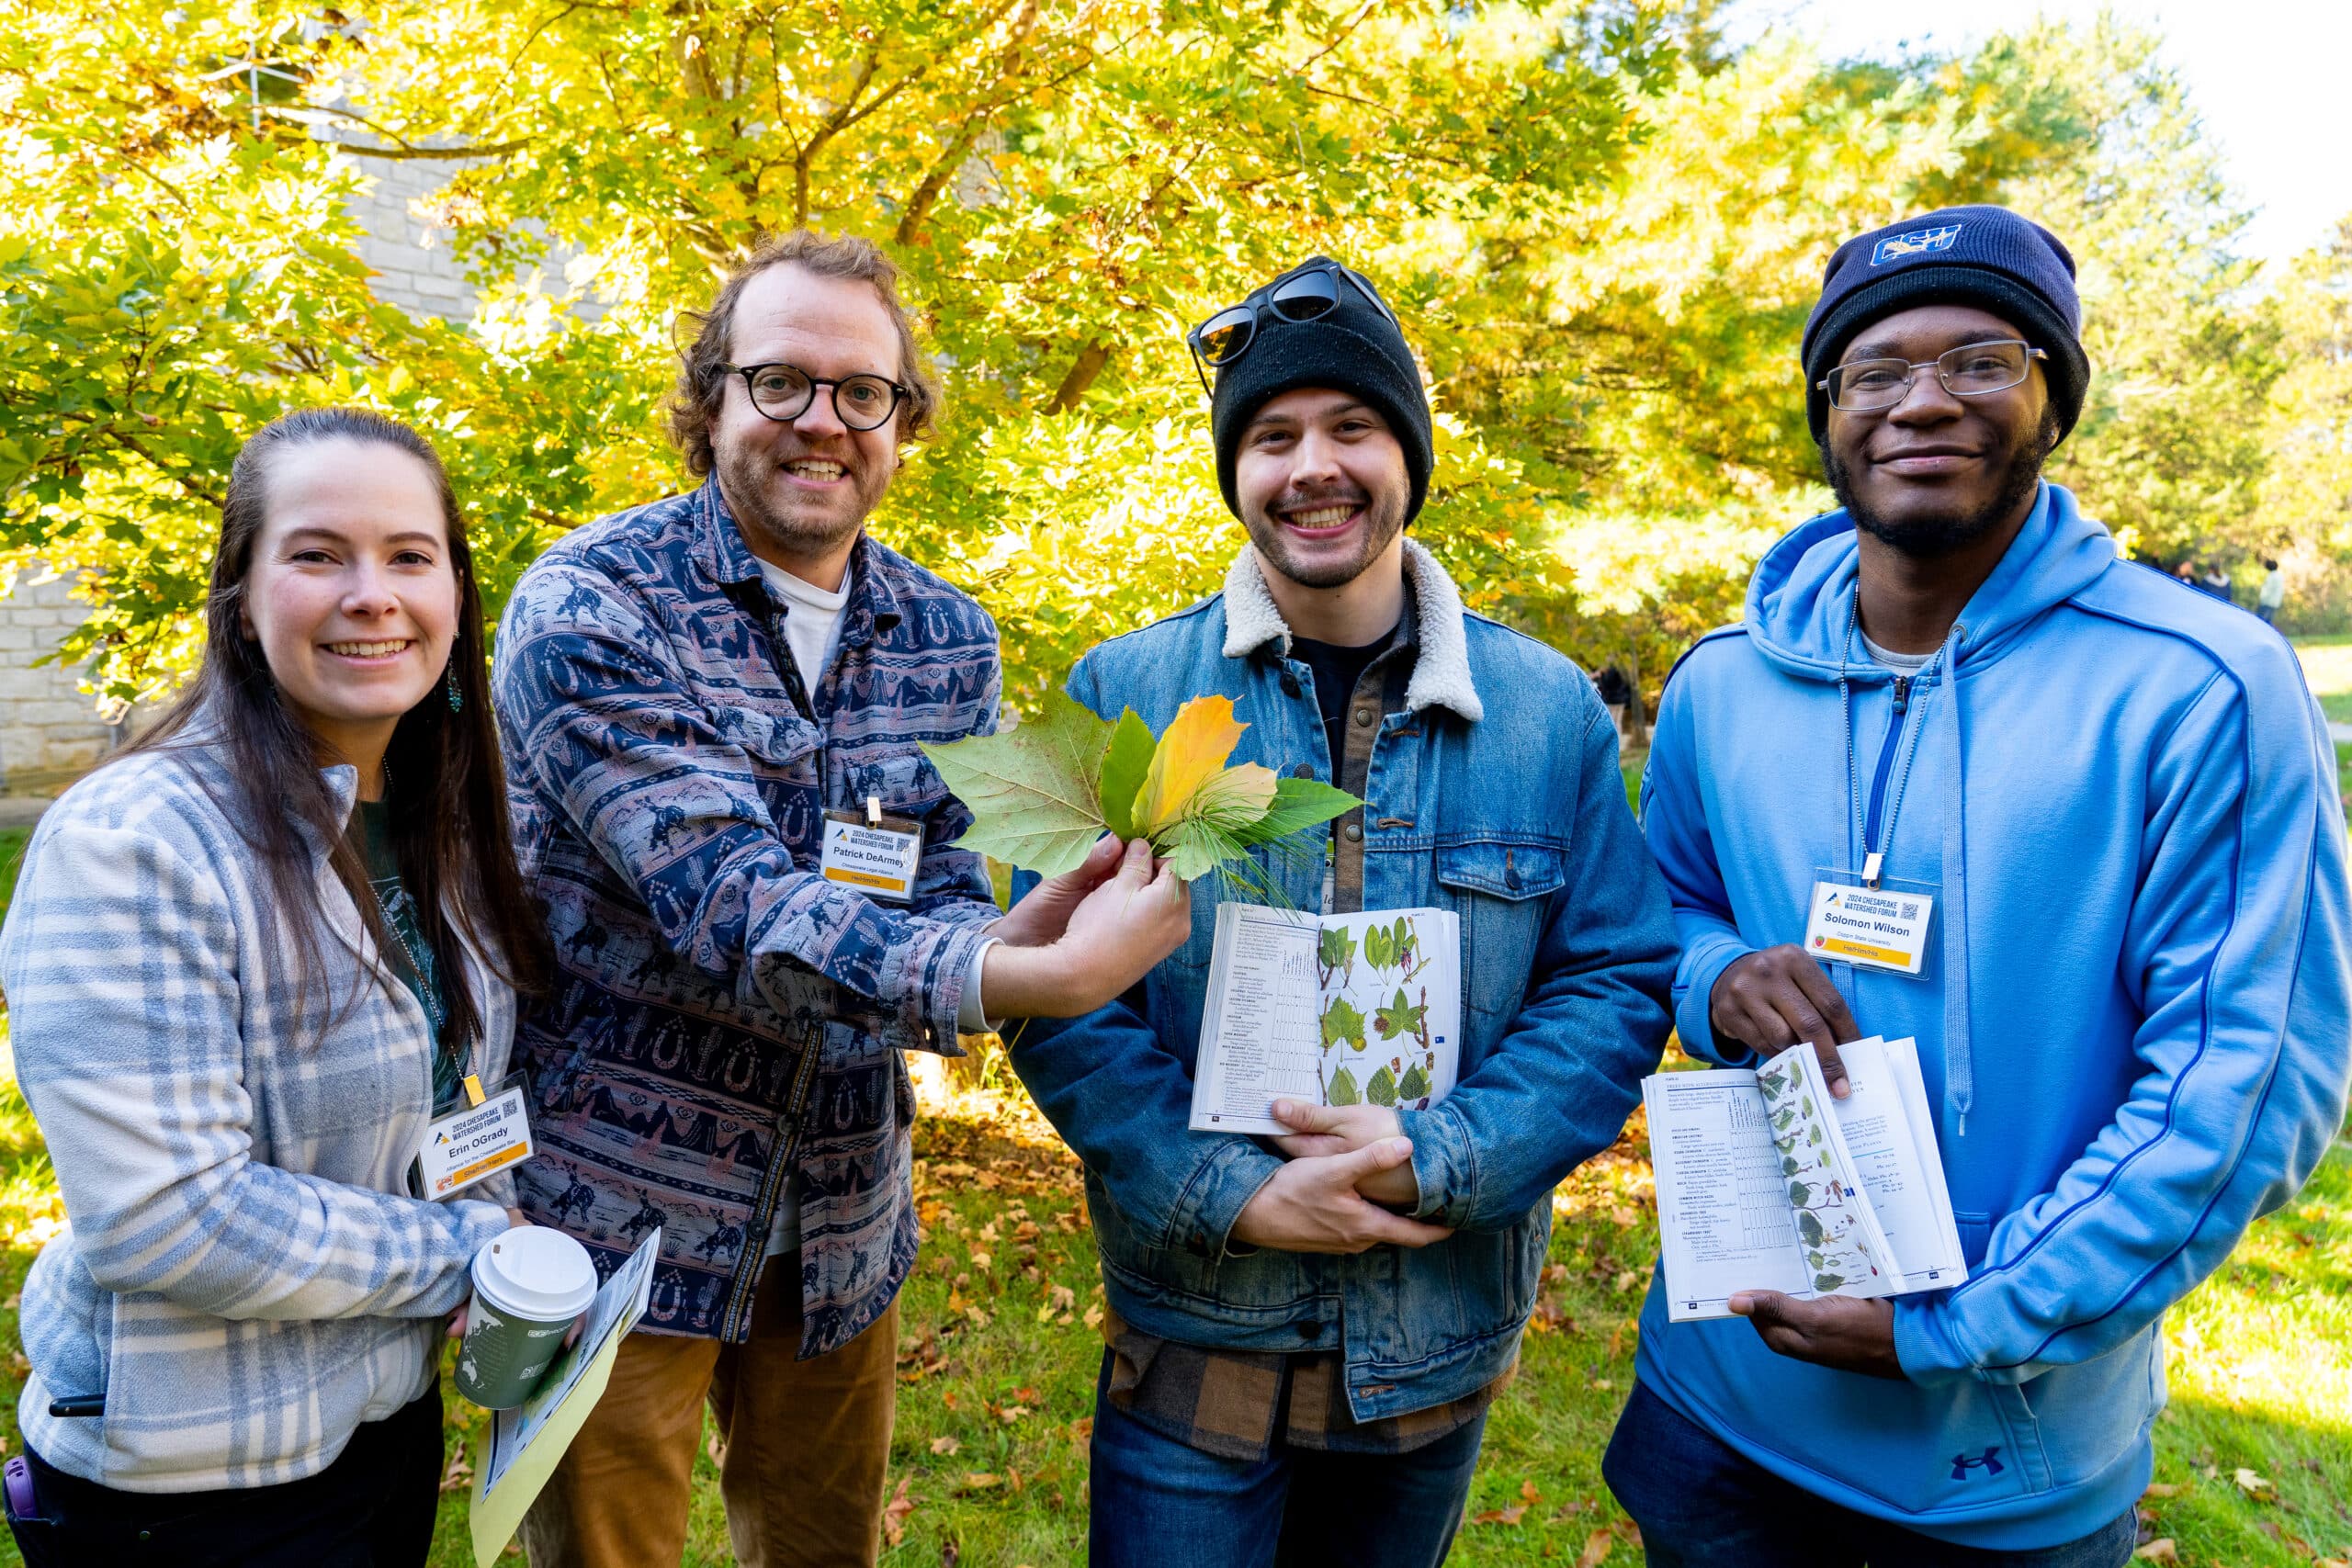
[1434,839,1566,1023]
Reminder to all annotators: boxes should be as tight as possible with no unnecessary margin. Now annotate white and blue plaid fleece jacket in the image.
[1,744,514,1492]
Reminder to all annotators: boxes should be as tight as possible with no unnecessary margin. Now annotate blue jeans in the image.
[1603,1381,2137,1568]
[1088,1353,1487,1568]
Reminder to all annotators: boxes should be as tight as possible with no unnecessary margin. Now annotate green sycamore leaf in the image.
[920,690,1112,878]
[1320,996,1367,1052]
[1097,708,1157,840]
[1366,1064,1399,1106]
[1232,776,1359,846]
[1374,986,1425,1041]
[1327,1065,1361,1106]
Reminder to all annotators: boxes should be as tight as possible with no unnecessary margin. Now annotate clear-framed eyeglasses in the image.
[1818,340,2048,413]
[720,362,910,432]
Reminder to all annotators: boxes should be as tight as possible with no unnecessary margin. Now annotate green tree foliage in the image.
[0,0,2334,712]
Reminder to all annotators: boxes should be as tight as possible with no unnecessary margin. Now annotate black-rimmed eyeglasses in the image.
[1819,340,2048,413]
[1184,262,1400,397]
[719,362,910,432]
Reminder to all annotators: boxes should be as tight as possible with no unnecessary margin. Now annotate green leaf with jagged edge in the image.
[1814,1273,1846,1293]
[1397,1062,1430,1100]
[1363,920,1397,972]
[1321,996,1367,1052]
[1797,1210,1825,1247]
[1374,986,1425,1041]
[1327,1065,1361,1106]
[1155,815,1250,884]
[1097,707,1156,840]
[1366,1064,1399,1106]
[921,689,1111,878]
[1232,776,1359,846]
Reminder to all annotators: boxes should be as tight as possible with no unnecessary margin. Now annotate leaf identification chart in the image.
[1645,1037,1966,1322]
[1190,902,1461,1136]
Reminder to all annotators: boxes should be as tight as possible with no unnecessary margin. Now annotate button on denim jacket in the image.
[1012,542,1679,1422]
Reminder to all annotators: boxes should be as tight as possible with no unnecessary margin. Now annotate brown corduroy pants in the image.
[519,1255,900,1568]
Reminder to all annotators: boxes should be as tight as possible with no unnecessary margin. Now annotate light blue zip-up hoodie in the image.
[1634,483,2352,1550]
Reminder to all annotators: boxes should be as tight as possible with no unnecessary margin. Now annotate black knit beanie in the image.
[1209,256,1434,523]
[1801,205,2090,446]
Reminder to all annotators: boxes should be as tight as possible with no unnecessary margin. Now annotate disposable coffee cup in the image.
[457,1225,598,1409]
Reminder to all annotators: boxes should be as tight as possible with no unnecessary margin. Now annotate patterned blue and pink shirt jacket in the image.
[492,478,1001,1351]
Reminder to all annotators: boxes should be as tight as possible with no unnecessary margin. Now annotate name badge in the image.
[1804,880,1935,976]
[417,1078,535,1199]
[820,797,923,904]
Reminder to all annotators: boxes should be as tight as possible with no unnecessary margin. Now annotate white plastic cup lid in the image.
[470,1226,598,1322]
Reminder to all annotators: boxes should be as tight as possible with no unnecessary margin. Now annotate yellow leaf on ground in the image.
[930,1436,960,1455]
[1577,1528,1615,1566]
[1133,696,1248,832]
[2134,1540,2177,1563]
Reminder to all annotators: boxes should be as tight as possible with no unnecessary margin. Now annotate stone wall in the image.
[0,568,120,785]
[345,152,477,321]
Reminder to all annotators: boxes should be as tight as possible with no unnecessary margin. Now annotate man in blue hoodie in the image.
[1609,205,2352,1565]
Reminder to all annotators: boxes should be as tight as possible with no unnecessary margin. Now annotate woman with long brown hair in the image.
[0,407,550,1565]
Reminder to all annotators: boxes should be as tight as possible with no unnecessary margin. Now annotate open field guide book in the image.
[1645,1037,1967,1322]
[1189,902,1462,1136]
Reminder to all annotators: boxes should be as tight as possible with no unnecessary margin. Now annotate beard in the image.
[717,437,891,563]
[1825,410,2059,558]
[1242,483,1410,590]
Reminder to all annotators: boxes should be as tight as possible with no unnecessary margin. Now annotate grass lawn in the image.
[2295,637,2352,726]
[0,1053,2341,1568]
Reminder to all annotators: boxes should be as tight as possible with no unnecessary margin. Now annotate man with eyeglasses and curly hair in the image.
[492,231,1191,1568]
[1613,204,2352,1567]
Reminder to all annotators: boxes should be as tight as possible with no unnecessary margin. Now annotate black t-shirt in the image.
[1292,622,1399,776]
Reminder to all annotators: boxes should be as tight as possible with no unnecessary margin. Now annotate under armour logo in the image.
[1950,1447,2004,1481]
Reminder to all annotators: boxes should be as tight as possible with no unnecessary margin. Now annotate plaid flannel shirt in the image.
[492,479,1001,1351]
[2,745,514,1491]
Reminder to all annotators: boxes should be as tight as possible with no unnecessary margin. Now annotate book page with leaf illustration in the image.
[1646,1038,1960,1321]
[1188,905,1460,1136]
[1756,1045,1902,1301]
[1309,908,1460,1118]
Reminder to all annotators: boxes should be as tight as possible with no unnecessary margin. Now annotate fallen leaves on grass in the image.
[2133,1540,2177,1563]
[930,1436,961,1456]
[1577,1528,1616,1566]
[2233,1467,2276,1501]
[883,1479,917,1547]
[439,1445,474,1493]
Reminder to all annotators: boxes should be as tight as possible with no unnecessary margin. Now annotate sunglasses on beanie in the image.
[1184,261,1399,397]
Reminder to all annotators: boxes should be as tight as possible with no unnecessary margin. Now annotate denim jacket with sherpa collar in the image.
[1011,540,1679,1423]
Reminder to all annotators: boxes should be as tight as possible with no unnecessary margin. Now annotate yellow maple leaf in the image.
[1132,695,1249,833]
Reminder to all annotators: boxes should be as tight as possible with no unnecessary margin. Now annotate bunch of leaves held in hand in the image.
[921,693,1358,886]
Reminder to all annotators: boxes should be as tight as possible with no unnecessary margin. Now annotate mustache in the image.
[1271,488,1368,513]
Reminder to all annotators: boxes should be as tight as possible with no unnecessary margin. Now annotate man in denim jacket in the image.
[1012,258,1679,1566]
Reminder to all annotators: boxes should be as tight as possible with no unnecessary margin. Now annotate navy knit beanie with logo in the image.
[1210,256,1434,524]
[1801,205,2090,446]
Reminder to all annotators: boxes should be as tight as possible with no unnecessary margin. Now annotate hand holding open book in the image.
[1645,1037,1967,1322]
